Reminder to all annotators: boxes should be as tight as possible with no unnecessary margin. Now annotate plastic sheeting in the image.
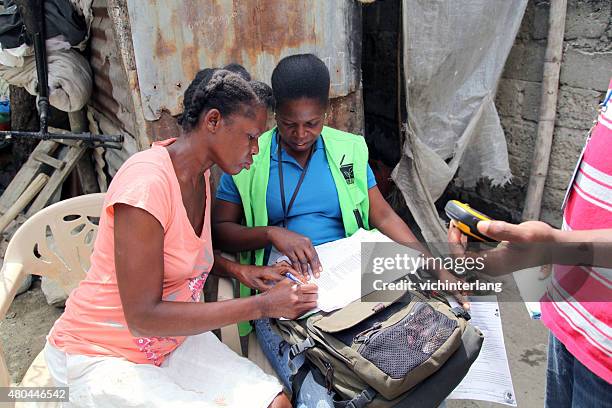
[392,0,528,241]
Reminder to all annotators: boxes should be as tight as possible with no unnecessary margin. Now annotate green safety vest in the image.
[232,126,371,335]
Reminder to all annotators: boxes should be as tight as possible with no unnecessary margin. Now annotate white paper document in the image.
[272,229,395,312]
[512,267,551,320]
[447,295,517,406]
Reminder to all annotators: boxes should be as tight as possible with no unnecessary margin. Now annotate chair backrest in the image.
[3,193,105,294]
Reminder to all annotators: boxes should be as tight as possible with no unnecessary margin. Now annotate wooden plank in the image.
[76,153,100,194]
[0,140,60,216]
[31,152,65,170]
[26,143,87,216]
[0,173,49,235]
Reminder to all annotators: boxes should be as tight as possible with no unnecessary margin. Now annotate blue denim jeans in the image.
[545,333,612,408]
[254,318,335,408]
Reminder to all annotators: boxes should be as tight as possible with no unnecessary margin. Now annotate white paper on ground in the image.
[447,295,517,407]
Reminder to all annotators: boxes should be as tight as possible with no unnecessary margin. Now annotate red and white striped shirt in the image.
[541,79,612,383]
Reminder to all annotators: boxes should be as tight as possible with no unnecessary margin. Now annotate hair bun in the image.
[204,70,232,97]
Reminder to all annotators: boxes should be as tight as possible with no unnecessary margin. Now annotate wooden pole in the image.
[522,0,567,221]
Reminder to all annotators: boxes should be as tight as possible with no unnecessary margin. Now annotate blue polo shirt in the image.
[216,134,376,246]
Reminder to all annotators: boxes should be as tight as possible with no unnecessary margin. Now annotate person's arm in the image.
[368,186,469,307]
[476,220,612,269]
[367,186,423,249]
[213,199,322,276]
[211,251,301,291]
[212,199,277,252]
[114,204,317,337]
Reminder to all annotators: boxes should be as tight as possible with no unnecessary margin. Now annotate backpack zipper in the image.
[353,322,383,344]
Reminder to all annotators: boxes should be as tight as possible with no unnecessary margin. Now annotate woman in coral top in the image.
[45,68,317,408]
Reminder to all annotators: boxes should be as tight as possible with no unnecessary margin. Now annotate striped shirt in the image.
[541,79,612,383]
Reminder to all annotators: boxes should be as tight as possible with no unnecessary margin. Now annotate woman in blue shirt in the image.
[213,54,441,408]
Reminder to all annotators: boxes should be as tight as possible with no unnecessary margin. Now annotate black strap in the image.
[353,209,364,229]
[334,387,377,408]
[289,360,312,407]
[277,133,316,228]
[451,306,471,321]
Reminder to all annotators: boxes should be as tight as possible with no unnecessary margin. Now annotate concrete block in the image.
[503,41,546,82]
[542,173,569,223]
[518,1,536,41]
[502,117,538,160]
[567,37,612,53]
[560,48,612,92]
[42,276,68,308]
[532,2,549,40]
[508,154,530,186]
[16,274,33,295]
[556,85,603,129]
[540,195,563,227]
[496,78,524,118]
[550,126,589,172]
[565,0,611,40]
[521,80,544,122]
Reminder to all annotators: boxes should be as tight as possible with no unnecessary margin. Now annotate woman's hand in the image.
[267,227,323,278]
[236,261,302,292]
[257,279,319,320]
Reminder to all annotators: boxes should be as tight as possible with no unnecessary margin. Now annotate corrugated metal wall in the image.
[89,0,363,174]
[90,0,139,176]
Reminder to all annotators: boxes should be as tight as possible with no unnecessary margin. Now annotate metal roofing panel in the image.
[126,0,360,121]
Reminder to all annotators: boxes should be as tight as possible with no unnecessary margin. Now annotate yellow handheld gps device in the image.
[444,200,497,243]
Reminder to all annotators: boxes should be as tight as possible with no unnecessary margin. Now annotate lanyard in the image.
[277,134,316,228]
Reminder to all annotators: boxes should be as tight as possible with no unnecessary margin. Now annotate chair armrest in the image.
[0,262,26,387]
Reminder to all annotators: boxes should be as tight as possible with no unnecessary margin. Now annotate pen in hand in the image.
[284,271,305,285]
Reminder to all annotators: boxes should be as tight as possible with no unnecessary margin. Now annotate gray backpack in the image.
[273,290,483,408]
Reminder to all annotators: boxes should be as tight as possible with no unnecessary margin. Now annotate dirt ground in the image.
[0,281,63,384]
[0,219,62,385]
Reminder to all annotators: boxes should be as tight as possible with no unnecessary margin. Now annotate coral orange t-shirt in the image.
[48,138,213,365]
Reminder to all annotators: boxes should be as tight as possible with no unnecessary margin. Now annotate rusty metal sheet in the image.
[126,0,360,121]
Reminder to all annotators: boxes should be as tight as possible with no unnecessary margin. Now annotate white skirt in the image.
[44,332,283,408]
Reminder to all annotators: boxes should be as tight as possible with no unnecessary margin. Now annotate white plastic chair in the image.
[0,193,104,407]
[0,193,274,407]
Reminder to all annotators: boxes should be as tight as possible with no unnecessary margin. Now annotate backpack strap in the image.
[288,337,316,374]
[334,387,377,408]
[451,306,472,321]
[289,362,312,407]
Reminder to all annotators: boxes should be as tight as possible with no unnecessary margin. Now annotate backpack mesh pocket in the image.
[358,303,457,379]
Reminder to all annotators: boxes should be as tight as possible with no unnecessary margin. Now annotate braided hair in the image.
[223,63,251,81]
[250,80,274,110]
[178,69,258,132]
[271,54,330,110]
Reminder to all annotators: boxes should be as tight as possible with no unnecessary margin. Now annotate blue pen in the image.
[285,272,304,285]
